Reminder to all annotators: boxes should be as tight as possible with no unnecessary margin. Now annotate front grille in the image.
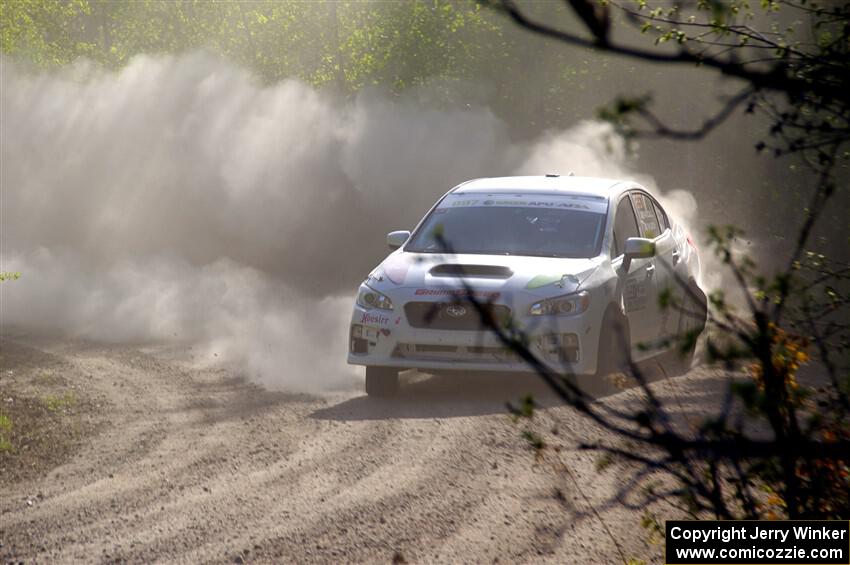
[404,301,511,331]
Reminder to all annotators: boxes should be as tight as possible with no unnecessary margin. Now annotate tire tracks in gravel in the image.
[1,338,726,563]
[2,340,398,563]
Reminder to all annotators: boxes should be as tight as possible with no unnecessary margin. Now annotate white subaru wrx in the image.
[348,175,707,396]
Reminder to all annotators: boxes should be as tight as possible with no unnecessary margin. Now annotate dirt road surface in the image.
[0,337,725,564]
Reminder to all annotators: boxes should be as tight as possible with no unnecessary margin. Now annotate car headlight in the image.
[356,285,394,311]
[529,291,590,316]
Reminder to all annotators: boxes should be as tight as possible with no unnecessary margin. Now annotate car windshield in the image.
[406,194,607,258]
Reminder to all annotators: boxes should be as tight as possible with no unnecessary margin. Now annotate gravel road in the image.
[0,337,726,564]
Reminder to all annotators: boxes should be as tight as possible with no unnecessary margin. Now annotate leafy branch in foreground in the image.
[425,6,850,548]
[439,205,849,526]
[464,0,850,531]
[487,0,850,158]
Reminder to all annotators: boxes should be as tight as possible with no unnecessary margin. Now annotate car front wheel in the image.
[365,366,399,397]
[595,308,631,379]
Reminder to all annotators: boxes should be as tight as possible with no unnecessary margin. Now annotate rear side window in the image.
[631,192,661,239]
[613,196,640,257]
[652,199,669,231]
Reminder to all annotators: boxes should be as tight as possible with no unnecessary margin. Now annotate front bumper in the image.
[347,303,601,376]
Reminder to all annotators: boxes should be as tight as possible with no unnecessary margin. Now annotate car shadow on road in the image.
[309,362,677,421]
[310,371,556,421]
[310,354,688,421]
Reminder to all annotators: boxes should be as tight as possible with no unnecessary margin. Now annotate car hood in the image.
[368,251,601,297]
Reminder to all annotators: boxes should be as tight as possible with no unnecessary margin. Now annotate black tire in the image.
[595,307,631,379]
[365,366,399,397]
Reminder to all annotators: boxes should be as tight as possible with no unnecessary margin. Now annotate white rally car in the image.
[348,175,707,396]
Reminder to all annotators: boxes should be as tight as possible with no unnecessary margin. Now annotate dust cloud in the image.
[1,52,707,392]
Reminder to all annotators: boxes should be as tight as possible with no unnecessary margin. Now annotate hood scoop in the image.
[429,264,513,279]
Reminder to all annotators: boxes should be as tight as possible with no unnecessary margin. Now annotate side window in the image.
[652,199,669,232]
[631,192,661,239]
[613,196,640,257]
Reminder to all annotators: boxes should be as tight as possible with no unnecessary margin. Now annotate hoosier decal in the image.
[360,312,391,326]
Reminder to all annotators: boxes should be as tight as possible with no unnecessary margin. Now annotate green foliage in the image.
[0,413,12,453]
[0,272,21,282]
[521,429,545,452]
[330,1,499,92]
[595,451,614,472]
[0,1,504,92]
[0,1,601,132]
[596,94,651,140]
[44,392,76,413]
[513,394,535,419]
[0,0,93,66]
[640,510,665,544]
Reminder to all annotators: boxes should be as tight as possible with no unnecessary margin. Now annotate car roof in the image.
[451,175,634,199]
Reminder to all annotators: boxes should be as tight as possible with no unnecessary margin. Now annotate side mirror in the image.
[386,230,411,250]
[622,237,655,272]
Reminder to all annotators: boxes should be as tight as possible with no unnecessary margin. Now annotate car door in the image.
[651,196,699,339]
[611,195,657,358]
[631,191,673,344]
[653,195,686,341]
